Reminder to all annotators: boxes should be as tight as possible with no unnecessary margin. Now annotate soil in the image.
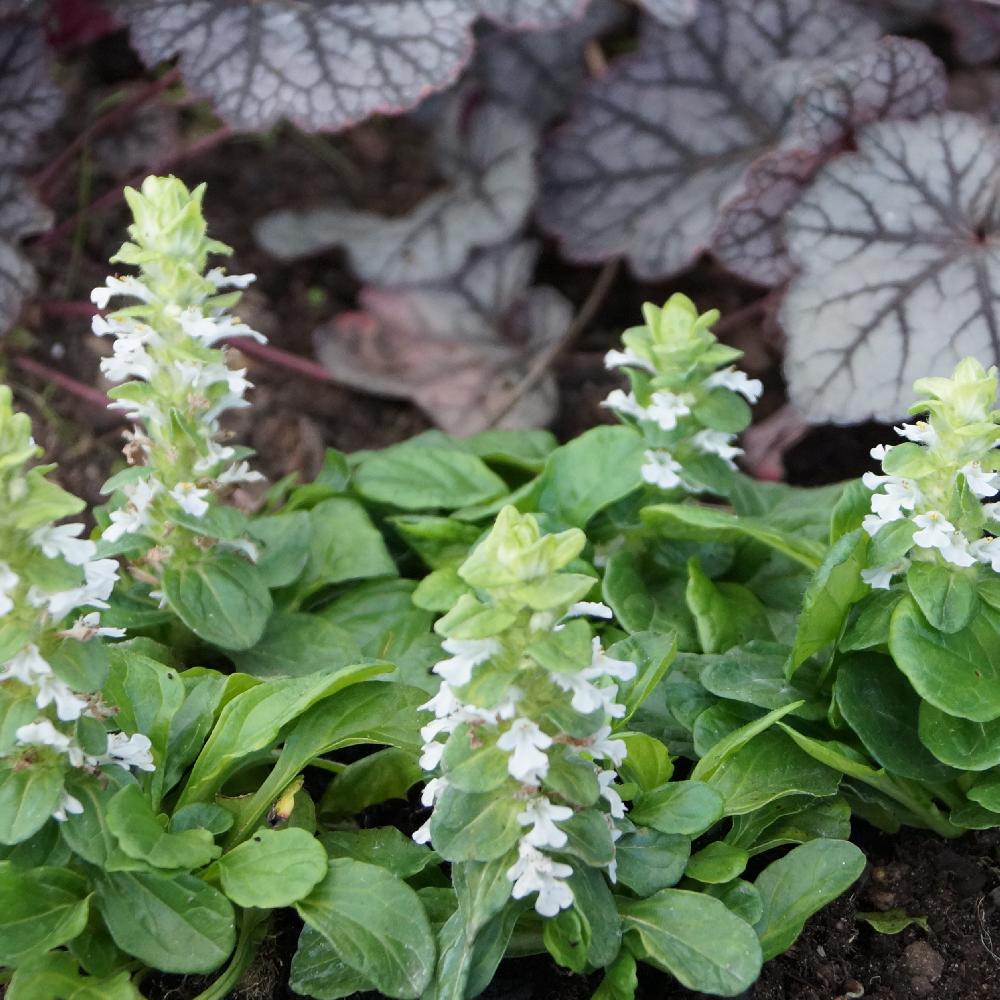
[7,24,996,1000]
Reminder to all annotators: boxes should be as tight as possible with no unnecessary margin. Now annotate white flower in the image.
[551,671,608,715]
[868,477,921,523]
[602,389,648,422]
[101,336,157,383]
[961,461,1000,499]
[862,512,891,537]
[0,644,51,684]
[177,308,265,345]
[91,275,155,309]
[34,673,89,722]
[912,511,958,550]
[194,439,237,473]
[517,796,573,849]
[939,533,977,568]
[419,740,445,772]
[692,429,742,467]
[598,770,626,819]
[563,602,613,621]
[641,449,684,490]
[82,559,119,607]
[206,267,256,290]
[984,502,1000,522]
[420,684,462,720]
[604,347,654,373]
[432,637,500,688]
[971,536,1000,572]
[31,524,96,566]
[646,391,691,431]
[15,719,85,766]
[585,725,627,767]
[870,443,893,460]
[586,638,637,683]
[412,818,432,844]
[497,718,552,784]
[52,791,85,823]
[420,776,448,808]
[105,732,155,772]
[170,482,211,517]
[0,561,19,617]
[704,367,763,404]
[507,842,574,917]
[217,461,264,485]
[104,477,161,542]
[894,421,937,445]
[59,611,126,641]
[861,558,909,590]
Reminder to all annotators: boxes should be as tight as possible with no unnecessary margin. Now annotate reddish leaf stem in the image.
[11,355,113,412]
[221,337,333,383]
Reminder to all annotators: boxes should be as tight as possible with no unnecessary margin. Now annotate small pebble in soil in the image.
[902,940,944,996]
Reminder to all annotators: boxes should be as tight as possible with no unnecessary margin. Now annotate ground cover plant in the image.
[4,1,1000,997]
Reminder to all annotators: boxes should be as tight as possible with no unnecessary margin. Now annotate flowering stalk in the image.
[0,388,153,833]
[861,358,1000,589]
[603,294,761,493]
[91,175,263,588]
[415,506,636,918]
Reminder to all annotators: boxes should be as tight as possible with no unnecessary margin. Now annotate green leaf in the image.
[225,680,425,846]
[319,747,422,820]
[561,809,616,867]
[641,504,825,570]
[748,797,853,856]
[248,511,311,588]
[430,787,523,862]
[918,701,1000,771]
[0,862,90,964]
[856,908,928,934]
[620,888,762,996]
[106,783,220,870]
[691,702,806,782]
[162,671,228,795]
[542,748,601,807]
[60,771,148,871]
[829,478,872,540]
[441,725,509,793]
[839,590,904,652]
[685,842,749,884]
[7,953,141,1000]
[290,923,374,999]
[230,611,363,679]
[617,733,674,792]
[49,636,108,693]
[907,562,979,634]
[301,497,396,593]
[592,951,638,1000]
[296,858,436,999]
[704,729,842,816]
[686,560,773,654]
[525,425,645,528]
[180,664,392,808]
[629,780,724,836]
[753,839,865,960]
[94,870,235,974]
[356,446,507,511]
[789,530,868,672]
[0,760,63,845]
[614,829,690,896]
[390,516,484,569]
[218,828,327,907]
[320,828,437,879]
[704,879,764,925]
[968,769,1000,812]
[162,555,272,651]
[546,865,620,972]
[170,803,234,835]
[889,596,1000,722]
[609,631,677,722]
[835,652,958,782]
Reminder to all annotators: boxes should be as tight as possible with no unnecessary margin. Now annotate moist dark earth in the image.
[8,26,1000,1000]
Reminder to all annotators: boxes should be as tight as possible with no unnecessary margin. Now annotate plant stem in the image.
[191,911,270,1000]
[223,336,333,383]
[11,355,113,412]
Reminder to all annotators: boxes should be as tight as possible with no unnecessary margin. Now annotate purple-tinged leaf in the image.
[0,15,64,167]
[116,1,476,132]
[538,0,882,281]
[780,113,1000,423]
[314,241,571,431]
[255,98,537,284]
[641,0,699,27]
[714,37,946,285]
[0,173,52,334]
[475,0,625,126]
[475,0,590,29]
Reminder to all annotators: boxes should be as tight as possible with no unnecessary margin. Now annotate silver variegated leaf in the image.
[780,113,1000,423]
[538,0,882,281]
[255,98,537,284]
[641,0,700,26]
[314,241,570,431]
[475,0,624,126]
[0,15,64,167]
[0,173,52,333]
[714,36,946,285]
[475,0,590,29]
[116,1,476,132]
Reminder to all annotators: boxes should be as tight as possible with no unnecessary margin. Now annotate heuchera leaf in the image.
[0,174,51,335]
[256,97,537,285]
[475,0,589,29]
[116,0,477,132]
[538,0,940,282]
[939,0,1000,65]
[314,240,571,433]
[475,0,625,126]
[780,112,1000,423]
[642,0,700,26]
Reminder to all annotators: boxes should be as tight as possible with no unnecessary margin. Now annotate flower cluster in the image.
[91,176,263,582]
[861,358,1000,589]
[414,506,636,918]
[0,388,153,825]
[603,294,761,493]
